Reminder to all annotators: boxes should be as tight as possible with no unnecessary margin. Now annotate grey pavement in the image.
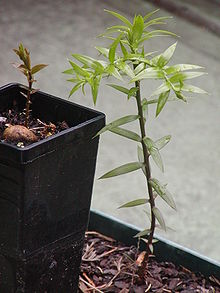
[0,0,220,262]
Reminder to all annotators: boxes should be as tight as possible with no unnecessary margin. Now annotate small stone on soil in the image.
[3,125,38,143]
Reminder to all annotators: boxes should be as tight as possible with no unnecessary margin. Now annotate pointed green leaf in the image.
[104,9,132,28]
[134,229,151,238]
[118,198,148,209]
[145,99,159,105]
[31,64,48,75]
[110,126,141,142]
[156,90,170,117]
[71,54,94,66]
[82,83,86,95]
[149,243,154,254]
[92,61,105,74]
[107,25,129,32]
[105,25,128,35]
[143,9,160,21]
[149,178,176,210]
[91,76,100,105]
[144,137,164,172]
[158,42,177,67]
[95,115,139,136]
[143,137,154,149]
[147,29,177,37]
[155,135,171,150]
[180,84,207,94]
[95,46,109,58]
[153,207,166,231]
[169,71,206,83]
[15,43,30,69]
[66,78,80,83]
[121,63,135,78]
[165,64,204,75]
[150,54,161,66]
[126,53,153,64]
[150,147,164,172]
[132,15,144,43]
[117,61,134,78]
[69,82,83,98]
[107,84,129,95]
[120,41,128,57]
[175,91,187,102]
[131,68,164,82]
[63,68,75,75]
[12,63,28,76]
[109,34,123,64]
[109,47,116,64]
[99,162,143,179]
[151,83,170,97]
[141,98,148,119]
[137,145,144,163]
[137,145,147,180]
[134,63,145,75]
[68,60,90,78]
[139,30,177,44]
[128,87,138,99]
[72,54,104,74]
[144,16,172,28]
[107,64,123,80]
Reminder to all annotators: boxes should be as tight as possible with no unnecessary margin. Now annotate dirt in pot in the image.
[0,104,69,147]
[79,231,220,292]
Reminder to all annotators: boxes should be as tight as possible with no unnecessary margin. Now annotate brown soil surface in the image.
[79,231,220,292]
[0,107,69,147]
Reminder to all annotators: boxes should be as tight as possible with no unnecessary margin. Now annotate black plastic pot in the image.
[0,83,105,293]
[89,210,220,279]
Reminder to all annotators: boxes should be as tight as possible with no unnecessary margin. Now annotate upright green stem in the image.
[25,71,33,128]
[134,77,156,278]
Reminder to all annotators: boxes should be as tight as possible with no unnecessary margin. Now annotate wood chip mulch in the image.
[79,231,220,293]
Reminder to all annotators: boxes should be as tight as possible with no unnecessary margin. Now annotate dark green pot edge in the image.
[89,210,220,279]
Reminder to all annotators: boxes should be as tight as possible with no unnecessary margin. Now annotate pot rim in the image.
[0,83,105,151]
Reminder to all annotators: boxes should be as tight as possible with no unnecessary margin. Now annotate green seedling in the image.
[64,9,206,278]
[13,43,48,127]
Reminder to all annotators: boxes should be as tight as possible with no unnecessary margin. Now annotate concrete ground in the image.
[0,0,220,262]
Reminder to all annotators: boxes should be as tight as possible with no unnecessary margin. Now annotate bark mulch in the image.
[79,231,220,293]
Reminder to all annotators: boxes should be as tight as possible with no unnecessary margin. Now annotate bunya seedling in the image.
[3,43,47,143]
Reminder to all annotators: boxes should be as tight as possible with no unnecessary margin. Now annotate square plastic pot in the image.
[0,83,105,293]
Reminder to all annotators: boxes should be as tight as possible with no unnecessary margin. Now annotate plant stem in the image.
[25,71,33,128]
[134,78,156,279]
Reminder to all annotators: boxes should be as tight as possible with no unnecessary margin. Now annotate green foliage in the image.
[95,115,139,136]
[99,162,144,179]
[134,229,151,238]
[13,43,48,127]
[64,9,206,271]
[149,178,176,210]
[143,137,164,172]
[153,207,166,231]
[118,198,148,209]
[110,127,141,142]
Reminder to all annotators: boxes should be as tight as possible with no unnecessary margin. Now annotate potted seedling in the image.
[64,9,220,291]
[0,44,104,292]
